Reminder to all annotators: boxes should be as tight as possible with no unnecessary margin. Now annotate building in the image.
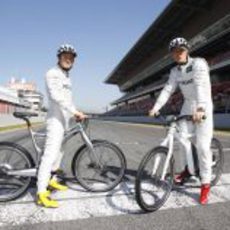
[104,0,230,128]
[7,78,44,111]
[0,85,30,114]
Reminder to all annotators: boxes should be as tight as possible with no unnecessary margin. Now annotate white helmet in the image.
[169,37,190,52]
[57,44,77,57]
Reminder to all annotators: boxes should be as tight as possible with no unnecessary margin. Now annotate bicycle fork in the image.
[151,130,175,181]
[160,135,174,180]
[80,129,103,168]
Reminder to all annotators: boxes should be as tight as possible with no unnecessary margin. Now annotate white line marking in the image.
[0,174,230,227]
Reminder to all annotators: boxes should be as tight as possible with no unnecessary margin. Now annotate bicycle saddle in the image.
[13,112,38,119]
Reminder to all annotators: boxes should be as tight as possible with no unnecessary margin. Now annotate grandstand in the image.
[104,0,230,128]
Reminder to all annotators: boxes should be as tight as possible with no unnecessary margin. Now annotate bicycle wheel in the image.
[71,140,126,192]
[135,146,174,212]
[0,142,34,202]
[192,138,224,186]
[210,138,224,186]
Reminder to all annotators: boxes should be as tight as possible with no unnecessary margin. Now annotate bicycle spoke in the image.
[135,147,173,212]
[2,150,14,164]
[73,141,125,192]
[11,158,26,169]
[0,144,32,201]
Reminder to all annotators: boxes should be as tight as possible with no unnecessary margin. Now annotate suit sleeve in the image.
[46,70,76,115]
[153,69,178,112]
[193,58,210,110]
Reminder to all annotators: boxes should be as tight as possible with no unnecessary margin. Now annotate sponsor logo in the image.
[186,65,193,73]
[178,78,194,85]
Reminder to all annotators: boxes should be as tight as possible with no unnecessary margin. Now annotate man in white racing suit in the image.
[37,44,87,208]
[149,37,213,205]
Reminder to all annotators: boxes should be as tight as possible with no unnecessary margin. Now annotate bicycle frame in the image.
[152,119,194,180]
[6,119,99,178]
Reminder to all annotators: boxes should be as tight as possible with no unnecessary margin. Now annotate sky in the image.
[0,0,171,113]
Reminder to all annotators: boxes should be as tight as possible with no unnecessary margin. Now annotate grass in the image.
[0,122,44,132]
[214,129,230,136]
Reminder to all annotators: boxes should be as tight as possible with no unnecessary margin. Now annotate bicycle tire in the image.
[192,138,224,186]
[0,142,34,202]
[210,138,224,186]
[71,139,126,192]
[135,146,174,212]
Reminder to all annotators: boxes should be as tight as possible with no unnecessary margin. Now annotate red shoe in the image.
[199,184,210,205]
[174,166,191,185]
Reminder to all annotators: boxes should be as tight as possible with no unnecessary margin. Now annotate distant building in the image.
[7,78,44,111]
[0,85,30,114]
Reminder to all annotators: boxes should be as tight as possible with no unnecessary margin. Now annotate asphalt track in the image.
[0,119,230,230]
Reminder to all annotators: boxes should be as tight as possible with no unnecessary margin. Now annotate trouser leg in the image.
[51,149,65,180]
[178,120,195,175]
[37,118,64,193]
[195,114,213,184]
[52,149,64,172]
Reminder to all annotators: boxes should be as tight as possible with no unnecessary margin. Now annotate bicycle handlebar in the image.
[155,113,206,124]
[173,115,206,122]
[75,116,90,131]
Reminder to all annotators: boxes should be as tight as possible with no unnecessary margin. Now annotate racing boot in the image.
[48,178,68,191]
[37,190,59,208]
[199,184,210,205]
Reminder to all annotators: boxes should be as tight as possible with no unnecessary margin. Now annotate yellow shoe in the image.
[48,179,68,191]
[37,190,59,208]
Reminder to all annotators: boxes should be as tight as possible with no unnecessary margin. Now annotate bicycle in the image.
[0,112,126,202]
[135,114,224,212]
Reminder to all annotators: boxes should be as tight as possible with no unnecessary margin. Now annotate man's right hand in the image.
[74,111,87,121]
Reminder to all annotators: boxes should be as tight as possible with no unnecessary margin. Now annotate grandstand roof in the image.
[105,0,230,92]
[105,0,212,85]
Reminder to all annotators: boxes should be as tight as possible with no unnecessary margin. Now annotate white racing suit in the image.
[37,66,76,193]
[153,56,213,184]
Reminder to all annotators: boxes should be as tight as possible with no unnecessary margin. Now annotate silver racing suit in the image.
[37,65,77,193]
[153,56,213,184]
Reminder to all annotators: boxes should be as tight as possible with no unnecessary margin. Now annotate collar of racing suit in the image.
[57,64,69,78]
[177,56,193,71]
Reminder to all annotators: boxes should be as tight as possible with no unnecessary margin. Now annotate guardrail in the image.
[99,114,230,130]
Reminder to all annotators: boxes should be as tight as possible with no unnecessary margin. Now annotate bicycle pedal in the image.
[186,176,200,185]
[47,186,58,192]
